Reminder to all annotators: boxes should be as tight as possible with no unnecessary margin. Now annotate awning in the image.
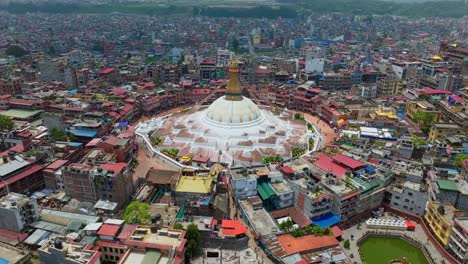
[257,182,275,200]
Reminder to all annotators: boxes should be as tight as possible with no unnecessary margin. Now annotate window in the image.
[395,196,400,200]
[403,205,408,209]
[408,192,413,196]
[404,199,410,202]
[393,202,399,206]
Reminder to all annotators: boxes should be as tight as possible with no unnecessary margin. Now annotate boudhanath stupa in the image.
[153,58,308,166]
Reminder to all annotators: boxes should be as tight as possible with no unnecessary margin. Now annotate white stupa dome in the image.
[204,96,263,126]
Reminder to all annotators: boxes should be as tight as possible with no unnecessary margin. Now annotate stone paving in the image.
[340,214,446,264]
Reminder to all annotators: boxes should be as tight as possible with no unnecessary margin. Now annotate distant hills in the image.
[0,0,467,18]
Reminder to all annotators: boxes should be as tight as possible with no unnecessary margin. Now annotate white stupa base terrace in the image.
[144,104,308,166]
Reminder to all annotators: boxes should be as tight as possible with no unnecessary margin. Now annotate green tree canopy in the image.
[5,45,27,57]
[0,115,14,150]
[455,154,468,169]
[185,223,201,260]
[231,38,240,54]
[412,112,436,134]
[123,201,151,224]
[49,128,75,142]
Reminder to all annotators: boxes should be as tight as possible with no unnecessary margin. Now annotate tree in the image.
[291,228,305,237]
[0,115,14,151]
[49,128,75,142]
[344,239,350,249]
[279,219,294,232]
[5,45,27,57]
[418,94,431,100]
[123,201,151,224]
[412,112,436,134]
[231,38,240,54]
[455,154,468,169]
[92,43,104,53]
[173,223,184,230]
[185,223,200,261]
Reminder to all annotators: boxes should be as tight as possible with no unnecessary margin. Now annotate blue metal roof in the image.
[312,213,341,228]
[68,129,98,138]
[0,257,9,264]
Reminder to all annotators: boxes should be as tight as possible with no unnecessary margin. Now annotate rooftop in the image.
[125,226,185,252]
[277,234,339,256]
[0,244,28,264]
[239,199,278,237]
[97,224,120,237]
[0,109,42,119]
[436,179,459,192]
[0,155,31,178]
[176,176,213,193]
[40,240,100,264]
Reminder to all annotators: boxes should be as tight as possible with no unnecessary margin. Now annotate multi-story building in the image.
[377,78,406,96]
[447,217,468,263]
[429,123,465,143]
[405,100,439,121]
[0,78,23,95]
[319,71,352,91]
[216,49,232,68]
[0,154,44,197]
[424,201,459,246]
[38,238,101,264]
[0,193,39,232]
[62,162,133,209]
[289,178,333,220]
[229,167,258,201]
[353,84,377,99]
[390,181,428,216]
[200,59,216,81]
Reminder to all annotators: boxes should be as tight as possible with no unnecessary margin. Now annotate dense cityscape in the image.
[0,0,467,263]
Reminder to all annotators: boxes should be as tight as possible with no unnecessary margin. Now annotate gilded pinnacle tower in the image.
[225,56,242,101]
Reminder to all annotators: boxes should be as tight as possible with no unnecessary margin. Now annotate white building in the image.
[229,167,257,201]
[390,181,428,216]
[0,193,39,232]
[448,217,468,263]
[216,49,232,68]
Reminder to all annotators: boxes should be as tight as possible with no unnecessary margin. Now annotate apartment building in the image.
[0,193,39,232]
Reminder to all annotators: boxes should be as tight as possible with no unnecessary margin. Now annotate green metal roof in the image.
[142,250,161,264]
[257,182,276,200]
[436,179,459,192]
[0,109,42,119]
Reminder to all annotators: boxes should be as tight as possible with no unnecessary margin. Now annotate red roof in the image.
[5,164,43,185]
[97,224,120,237]
[0,227,28,243]
[278,234,339,255]
[331,225,343,238]
[117,224,137,240]
[313,154,347,179]
[100,68,114,75]
[86,138,103,147]
[0,145,25,158]
[420,88,451,95]
[221,220,247,236]
[281,166,294,174]
[46,159,68,170]
[331,154,365,169]
[120,105,134,115]
[100,163,127,175]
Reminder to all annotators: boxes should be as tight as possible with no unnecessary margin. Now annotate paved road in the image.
[304,113,338,150]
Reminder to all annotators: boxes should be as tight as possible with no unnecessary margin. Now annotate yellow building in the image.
[405,100,439,120]
[175,176,214,205]
[428,123,464,143]
[377,78,406,95]
[424,201,458,245]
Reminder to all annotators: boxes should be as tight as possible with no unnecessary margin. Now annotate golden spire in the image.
[225,56,242,101]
